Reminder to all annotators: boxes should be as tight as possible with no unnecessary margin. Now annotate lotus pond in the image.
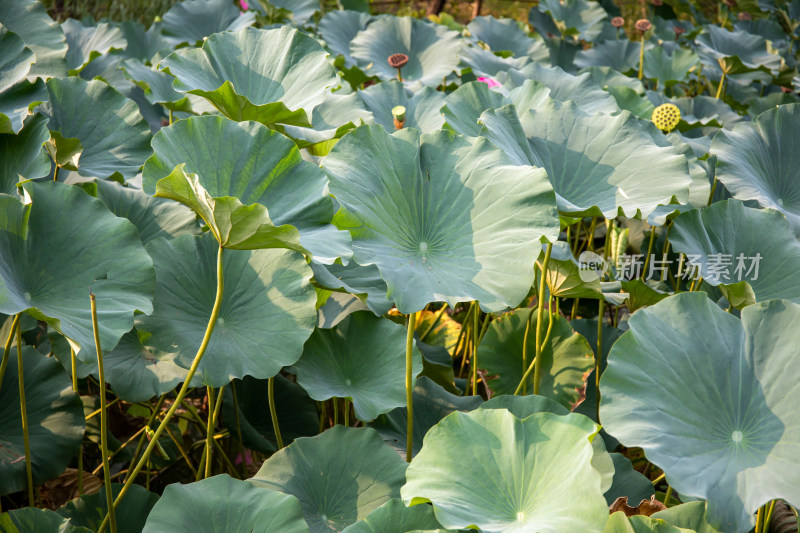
[1,0,800,531]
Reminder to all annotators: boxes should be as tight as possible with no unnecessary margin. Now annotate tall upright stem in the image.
[71,347,83,495]
[268,377,284,449]
[91,294,117,533]
[16,321,34,506]
[204,387,215,478]
[405,312,417,462]
[471,302,479,395]
[99,245,225,533]
[0,313,22,394]
[533,242,553,395]
[638,38,646,80]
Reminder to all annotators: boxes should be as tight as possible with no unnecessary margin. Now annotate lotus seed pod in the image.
[635,19,652,32]
[392,105,406,130]
[611,16,625,28]
[387,53,409,69]
[652,103,681,132]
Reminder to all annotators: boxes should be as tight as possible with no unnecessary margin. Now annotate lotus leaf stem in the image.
[0,313,22,395]
[419,304,448,342]
[124,394,166,483]
[405,311,417,462]
[16,321,34,507]
[268,377,284,448]
[231,382,246,476]
[343,397,350,427]
[521,310,534,395]
[664,485,673,506]
[471,302,480,396]
[533,242,553,395]
[71,347,83,496]
[641,226,656,280]
[99,245,225,533]
[204,386,216,477]
[91,294,117,533]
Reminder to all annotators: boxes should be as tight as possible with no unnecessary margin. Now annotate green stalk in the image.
[204,387,215,478]
[419,304,448,342]
[595,299,605,421]
[343,397,350,427]
[638,37,646,80]
[571,298,580,320]
[99,245,225,533]
[0,313,22,395]
[520,311,534,395]
[268,377,284,448]
[123,394,166,483]
[16,321,34,507]
[71,347,83,495]
[514,296,555,396]
[405,311,417,462]
[91,294,117,533]
[231,382,246,477]
[533,242,553,395]
[664,485,673,507]
[641,226,656,280]
[333,397,339,426]
[716,60,727,100]
[471,302,479,396]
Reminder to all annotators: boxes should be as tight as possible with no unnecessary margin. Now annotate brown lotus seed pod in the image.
[387,53,409,69]
[738,11,751,20]
[635,19,652,32]
[673,26,686,36]
[611,16,625,28]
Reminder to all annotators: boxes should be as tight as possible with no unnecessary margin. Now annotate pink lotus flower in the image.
[239,0,249,10]
[477,77,501,88]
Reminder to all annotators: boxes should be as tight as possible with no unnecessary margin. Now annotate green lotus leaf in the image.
[250,425,408,532]
[39,77,152,180]
[135,232,316,387]
[78,178,197,245]
[143,115,349,261]
[416,309,461,355]
[369,376,482,459]
[0,25,34,94]
[482,99,692,218]
[221,374,319,454]
[160,27,337,128]
[268,0,319,26]
[317,292,370,329]
[535,0,607,41]
[477,307,594,407]
[582,65,646,94]
[441,81,507,137]
[710,104,800,233]
[599,293,800,532]
[537,240,603,299]
[467,16,544,57]
[322,125,560,314]
[603,512,690,533]
[651,502,722,533]
[358,80,445,133]
[695,25,781,74]
[294,312,423,421]
[349,16,462,89]
[498,62,619,115]
[0,113,50,194]
[118,20,170,62]
[415,339,458,394]
[647,94,742,130]
[670,200,800,302]
[0,77,47,135]
[0,0,67,79]
[281,91,373,149]
[62,19,126,71]
[0,508,91,533]
[605,453,655,507]
[161,0,255,46]
[319,11,372,68]
[0,181,155,360]
[459,45,531,78]
[574,39,641,72]
[120,59,189,109]
[402,408,609,532]
[0,346,84,495]
[57,484,159,533]
[341,499,449,533]
[643,48,700,87]
[310,261,393,316]
[144,475,308,533]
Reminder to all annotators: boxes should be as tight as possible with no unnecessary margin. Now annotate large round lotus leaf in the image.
[142,115,349,263]
[61,19,126,71]
[369,376,482,459]
[0,0,67,79]
[121,59,188,109]
[0,508,91,533]
[39,77,152,180]
[0,181,155,361]
[221,374,319,454]
[0,113,50,194]
[467,16,543,57]
[651,502,723,533]
[282,91,373,147]
[57,483,159,533]
[643,48,700,87]
[250,425,408,533]
[0,77,47,135]
[144,475,308,533]
[341,499,448,533]
[573,40,641,72]
[294,312,423,421]
[605,453,655,507]
[599,293,800,533]
[160,27,337,128]
[486,99,691,218]
[135,233,317,387]
[534,0,607,42]
[0,26,34,94]
[349,16,462,89]
[670,200,800,302]
[79,178,198,245]
[402,409,609,533]
[710,104,800,233]
[358,80,445,133]
[477,307,594,407]
[603,512,691,533]
[319,10,372,67]
[695,25,781,74]
[497,62,619,115]
[322,125,560,314]
[161,0,255,47]
[0,346,84,495]
[310,261,393,316]
[458,45,530,79]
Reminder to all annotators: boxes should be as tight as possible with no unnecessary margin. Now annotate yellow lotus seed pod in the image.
[652,103,681,132]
